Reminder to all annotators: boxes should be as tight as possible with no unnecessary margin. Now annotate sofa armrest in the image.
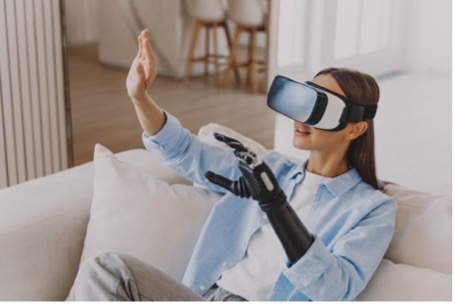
[0,148,189,301]
[0,163,94,301]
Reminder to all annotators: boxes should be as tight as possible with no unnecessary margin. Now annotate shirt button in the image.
[199,285,206,291]
[222,261,228,267]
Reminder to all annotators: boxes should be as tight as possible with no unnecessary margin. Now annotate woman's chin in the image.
[293,138,309,150]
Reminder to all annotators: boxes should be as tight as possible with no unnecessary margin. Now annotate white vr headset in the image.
[267,75,377,131]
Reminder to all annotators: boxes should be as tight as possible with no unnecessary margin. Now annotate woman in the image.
[69,29,396,301]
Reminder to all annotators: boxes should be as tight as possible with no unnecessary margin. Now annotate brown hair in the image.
[315,67,380,189]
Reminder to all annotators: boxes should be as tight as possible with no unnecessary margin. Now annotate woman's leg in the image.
[68,252,204,301]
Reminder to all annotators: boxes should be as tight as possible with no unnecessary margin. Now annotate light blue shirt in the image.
[142,112,397,301]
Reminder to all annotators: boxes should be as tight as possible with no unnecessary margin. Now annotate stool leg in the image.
[224,25,242,86]
[222,22,240,83]
[184,20,202,82]
[212,22,220,83]
[246,28,253,86]
[204,23,210,77]
[250,27,259,94]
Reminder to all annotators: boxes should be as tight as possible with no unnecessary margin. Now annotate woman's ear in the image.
[345,121,368,140]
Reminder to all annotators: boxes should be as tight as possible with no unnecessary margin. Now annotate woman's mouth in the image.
[294,124,311,136]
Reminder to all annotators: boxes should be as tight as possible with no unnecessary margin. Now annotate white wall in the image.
[64,0,98,45]
[403,0,452,73]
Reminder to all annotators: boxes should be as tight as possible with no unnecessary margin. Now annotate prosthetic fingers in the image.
[205,133,314,264]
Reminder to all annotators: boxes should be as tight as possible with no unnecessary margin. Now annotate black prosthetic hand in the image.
[205,133,314,264]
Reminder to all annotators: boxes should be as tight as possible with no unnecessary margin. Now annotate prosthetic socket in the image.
[205,133,314,264]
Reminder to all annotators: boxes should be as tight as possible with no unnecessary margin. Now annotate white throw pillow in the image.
[355,259,452,301]
[77,144,221,281]
[383,182,452,274]
[355,182,453,301]
[198,123,269,157]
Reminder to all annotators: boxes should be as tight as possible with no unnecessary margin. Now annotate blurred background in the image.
[0,0,452,196]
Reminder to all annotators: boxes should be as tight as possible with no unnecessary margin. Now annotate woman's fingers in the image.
[136,29,148,60]
[142,32,155,62]
[130,28,157,90]
[137,34,142,58]
[127,29,154,98]
[139,29,156,85]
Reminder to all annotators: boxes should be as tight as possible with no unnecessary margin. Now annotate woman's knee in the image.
[79,252,121,274]
[70,252,128,300]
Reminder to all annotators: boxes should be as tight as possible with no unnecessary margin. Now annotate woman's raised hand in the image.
[126,29,157,100]
[125,29,166,136]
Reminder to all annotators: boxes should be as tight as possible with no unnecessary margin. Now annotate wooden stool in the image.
[224,0,267,93]
[183,0,239,83]
[184,20,238,83]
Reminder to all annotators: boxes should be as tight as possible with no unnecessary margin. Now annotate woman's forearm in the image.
[131,92,166,136]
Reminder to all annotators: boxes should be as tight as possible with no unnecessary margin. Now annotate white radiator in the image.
[0,0,70,189]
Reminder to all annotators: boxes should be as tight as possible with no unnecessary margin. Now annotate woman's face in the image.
[293,74,350,153]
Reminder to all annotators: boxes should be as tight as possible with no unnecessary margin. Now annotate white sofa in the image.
[0,123,451,301]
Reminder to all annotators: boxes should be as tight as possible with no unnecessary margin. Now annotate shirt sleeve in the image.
[282,195,397,301]
[142,111,241,192]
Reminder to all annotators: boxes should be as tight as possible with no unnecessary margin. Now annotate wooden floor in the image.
[68,46,275,165]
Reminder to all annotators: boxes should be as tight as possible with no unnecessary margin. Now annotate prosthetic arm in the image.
[205,133,314,264]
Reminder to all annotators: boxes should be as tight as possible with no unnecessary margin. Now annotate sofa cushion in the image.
[355,259,452,301]
[0,162,94,301]
[383,182,452,274]
[76,144,220,282]
[115,148,191,186]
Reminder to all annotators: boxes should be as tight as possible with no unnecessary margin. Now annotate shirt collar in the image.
[288,162,306,183]
[288,160,363,197]
[321,167,363,197]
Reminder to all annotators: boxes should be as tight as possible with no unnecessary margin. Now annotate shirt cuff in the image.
[142,111,180,151]
[283,237,332,288]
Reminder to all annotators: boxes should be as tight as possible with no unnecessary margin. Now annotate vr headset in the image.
[267,75,377,131]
